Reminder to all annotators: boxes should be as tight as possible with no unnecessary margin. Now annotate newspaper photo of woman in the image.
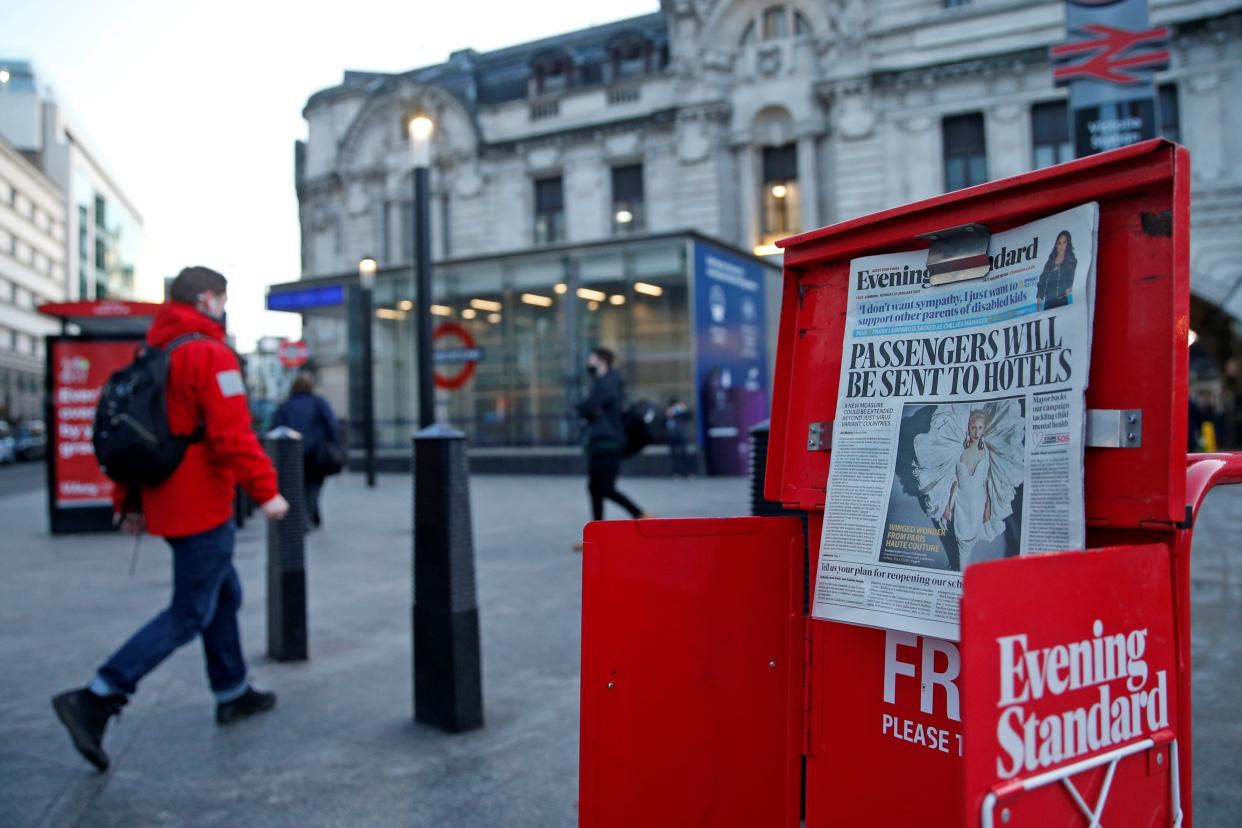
[911,399,1025,569]
[1036,230,1077,310]
[878,399,1026,572]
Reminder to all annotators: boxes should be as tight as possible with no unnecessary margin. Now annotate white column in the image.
[1184,71,1224,183]
[737,144,761,251]
[986,103,1029,182]
[796,134,820,233]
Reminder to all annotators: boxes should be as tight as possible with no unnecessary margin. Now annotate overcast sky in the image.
[1,0,659,350]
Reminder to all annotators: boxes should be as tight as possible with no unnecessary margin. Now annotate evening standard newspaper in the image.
[812,202,1099,641]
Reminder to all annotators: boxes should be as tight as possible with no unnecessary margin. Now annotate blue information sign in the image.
[691,241,770,476]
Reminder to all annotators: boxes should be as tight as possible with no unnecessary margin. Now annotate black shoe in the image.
[216,687,277,726]
[52,688,126,772]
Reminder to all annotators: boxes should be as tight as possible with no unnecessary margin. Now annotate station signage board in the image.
[1052,0,1170,157]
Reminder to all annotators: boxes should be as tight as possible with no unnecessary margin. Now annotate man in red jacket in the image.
[52,266,290,772]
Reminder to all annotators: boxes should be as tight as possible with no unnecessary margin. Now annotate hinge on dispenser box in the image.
[918,222,992,286]
[807,421,831,451]
[1085,409,1142,448]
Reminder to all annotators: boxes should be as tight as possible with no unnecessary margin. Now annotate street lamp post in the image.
[410,114,435,429]
[407,112,484,733]
[358,257,378,488]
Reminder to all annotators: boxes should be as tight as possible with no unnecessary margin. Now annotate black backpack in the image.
[93,334,205,486]
[622,399,657,458]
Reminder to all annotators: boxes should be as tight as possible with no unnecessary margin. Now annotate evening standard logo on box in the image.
[994,619,1168,779]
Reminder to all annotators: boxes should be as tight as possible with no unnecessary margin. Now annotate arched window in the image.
[607,33,651,81]
[531,51,574,96]
[763,7,788,40]
[739,6,813,46]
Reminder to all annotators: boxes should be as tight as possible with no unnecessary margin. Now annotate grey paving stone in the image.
[1,469,1238,826]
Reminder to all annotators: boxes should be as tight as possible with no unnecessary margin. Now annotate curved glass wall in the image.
[362,236,692,449]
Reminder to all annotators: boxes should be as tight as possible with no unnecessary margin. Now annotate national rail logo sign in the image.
[432,322,484,389]
[1052,25,1170,87]
[1051,0,1170,157]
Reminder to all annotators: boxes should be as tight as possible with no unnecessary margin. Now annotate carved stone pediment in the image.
[817,79,876,140]
[757,45,783,78]
[604,132,643,159]
[338,80,479,176]
[525,145,561,172]
[675,101,731,164]
[453,162,484,198]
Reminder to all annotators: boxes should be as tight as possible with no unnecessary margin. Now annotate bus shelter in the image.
[38,301,162,534]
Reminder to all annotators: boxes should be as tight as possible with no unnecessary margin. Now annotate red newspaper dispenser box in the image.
[579,139,1242,828]
[38,301,163,534]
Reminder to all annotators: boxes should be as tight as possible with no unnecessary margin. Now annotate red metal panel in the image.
[961,543,1179,827]
[579,517,805,828]
[768,140,1188,528]
[803,511,965,828]
[765,264,845,511]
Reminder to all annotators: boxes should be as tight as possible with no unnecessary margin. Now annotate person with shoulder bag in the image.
[572,348,651,551]
[273,371,341,530]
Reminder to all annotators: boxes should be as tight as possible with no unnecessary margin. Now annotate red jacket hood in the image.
[147,302,227,348]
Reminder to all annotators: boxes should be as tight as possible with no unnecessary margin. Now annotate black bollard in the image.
[411,424,483,733]
[266,426,308,662]
[749,420,784,517]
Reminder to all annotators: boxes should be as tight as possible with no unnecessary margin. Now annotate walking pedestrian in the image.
[273,371,341,529]
[665,398,693,477]
[573,348,648,551]
[52,266,290,773]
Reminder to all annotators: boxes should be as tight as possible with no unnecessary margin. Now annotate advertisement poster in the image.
[812,203,1099,640]
[50,339,139,507]
[692,241,769,476]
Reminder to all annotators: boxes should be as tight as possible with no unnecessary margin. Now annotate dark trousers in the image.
[668,432,693,477]
[588,450,643,521]
[96,521,248,701]
[305,470,325,528]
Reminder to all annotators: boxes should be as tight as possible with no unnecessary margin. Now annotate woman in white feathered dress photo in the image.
[912,399,1026,570]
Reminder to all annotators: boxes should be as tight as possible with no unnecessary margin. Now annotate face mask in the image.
[586,364,599,377]
[200,292,227,322]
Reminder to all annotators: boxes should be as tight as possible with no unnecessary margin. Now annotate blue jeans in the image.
[92,521,248,703]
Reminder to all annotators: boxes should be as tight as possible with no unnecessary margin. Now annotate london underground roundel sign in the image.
[432,322,483,389]
[278,339,309,368]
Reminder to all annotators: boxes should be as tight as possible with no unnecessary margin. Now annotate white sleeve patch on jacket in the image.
[216,370,246,397]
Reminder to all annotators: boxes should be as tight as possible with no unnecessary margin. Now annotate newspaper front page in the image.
[812,203,1099,641]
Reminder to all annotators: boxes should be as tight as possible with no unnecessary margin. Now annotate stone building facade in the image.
[292,0,1242,456]
[0,60,144,304]
[297,0,1242,312]
[0,133,65,421]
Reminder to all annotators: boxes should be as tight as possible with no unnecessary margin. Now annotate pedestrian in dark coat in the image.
[273,372,340,529]
[574,348,647,545]
[665,398,693,477]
